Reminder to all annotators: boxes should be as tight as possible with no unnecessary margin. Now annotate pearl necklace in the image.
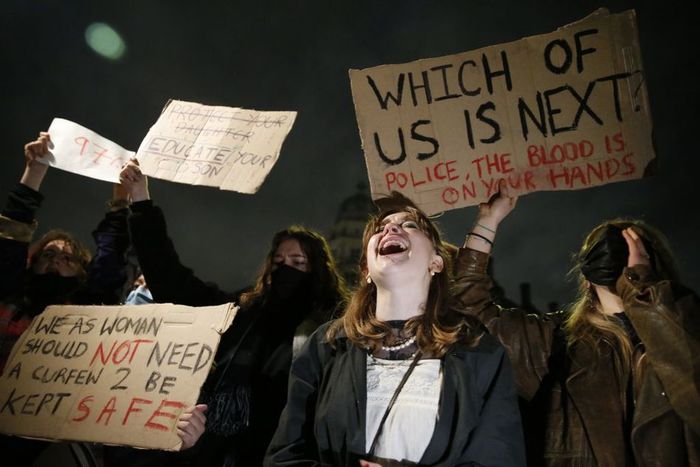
[368,350,418,363]
[381,335,416,352]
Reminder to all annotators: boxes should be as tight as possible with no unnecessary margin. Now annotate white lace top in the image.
[365,356,442,462]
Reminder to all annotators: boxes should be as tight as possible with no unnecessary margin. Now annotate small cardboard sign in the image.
[43,118,135,183]
[136,100,297,193]
[350,9,654,214]
[0,303,237,450]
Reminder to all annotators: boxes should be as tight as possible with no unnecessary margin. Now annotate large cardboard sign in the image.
[43,118,135,183]
[350,9,654,214]
[137,100,297,193]
[0,303,237,450]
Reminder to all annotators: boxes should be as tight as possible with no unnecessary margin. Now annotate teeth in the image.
[379,240,407,255]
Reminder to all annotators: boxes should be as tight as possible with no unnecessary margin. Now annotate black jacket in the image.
[125,200,319,467]
[265,322,526,466]
[0,183,129,372]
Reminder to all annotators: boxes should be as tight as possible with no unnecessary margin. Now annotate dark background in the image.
[1,0,698,311]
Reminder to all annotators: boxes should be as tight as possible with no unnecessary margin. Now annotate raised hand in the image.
[464,179,518,252]
[119,158,150,202]
[20,131,51,191]
[622,227,651,268]
[476,179,518,229]
[24,131,52,165]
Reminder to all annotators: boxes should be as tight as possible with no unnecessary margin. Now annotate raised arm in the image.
[453,179,517,317]
[618,228,700,434]
[463,179,517,254]
[452,180,560,400]
[0,133,51,298]
[19,132,51,192]
[119,160,235,305]
[80,184,132,305]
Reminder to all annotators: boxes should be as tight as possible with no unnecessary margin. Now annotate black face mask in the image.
[25,272,83,304]
[269,263,312,301]
[580,226,655,286]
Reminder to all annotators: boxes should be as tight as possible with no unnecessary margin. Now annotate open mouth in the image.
[378,241,408,256]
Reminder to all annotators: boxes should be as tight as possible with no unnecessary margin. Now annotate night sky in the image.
[2,0,698,311]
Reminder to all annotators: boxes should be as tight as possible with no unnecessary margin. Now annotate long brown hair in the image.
[565,219,679,365]
[28,229,92,278]
[239,226,348,321]
[327,203,482,357]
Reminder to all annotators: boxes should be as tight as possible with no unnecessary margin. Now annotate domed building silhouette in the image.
[328,183,374,285]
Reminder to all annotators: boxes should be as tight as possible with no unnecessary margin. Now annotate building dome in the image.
[329,183,374,283]
[334,183,375,223]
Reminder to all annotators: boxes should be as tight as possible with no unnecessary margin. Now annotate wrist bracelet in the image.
[106,198,130,211]
[475,222,496,234]
[466,231,493,246]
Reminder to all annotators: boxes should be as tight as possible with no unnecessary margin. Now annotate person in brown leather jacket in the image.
[454,180,700,466]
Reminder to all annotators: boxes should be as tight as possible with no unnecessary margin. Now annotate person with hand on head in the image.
[115,159,348,467]
[454,179,700,466]
[265,193,525,467]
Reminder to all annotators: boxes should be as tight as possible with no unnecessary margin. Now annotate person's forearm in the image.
[20,163,48,192]
[464,215,498,253]
[130,183,150,202]
[2,183,44,224]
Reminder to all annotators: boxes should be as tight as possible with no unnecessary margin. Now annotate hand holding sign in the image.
[177,404,207,450]
[119,159,150,203]
[477,179,518,230]
[20,132,52,191]
[23,132,52,165]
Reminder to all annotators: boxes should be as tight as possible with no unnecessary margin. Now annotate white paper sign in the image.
[136,100,297,193]
[44,118,135,183]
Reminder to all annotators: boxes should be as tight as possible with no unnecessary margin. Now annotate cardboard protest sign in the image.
[43,118,135,183]
[350,9,654,214]
[136,100,297,193]
[0,302,237,450]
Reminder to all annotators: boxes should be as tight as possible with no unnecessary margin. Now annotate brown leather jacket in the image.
[454,248,700,466]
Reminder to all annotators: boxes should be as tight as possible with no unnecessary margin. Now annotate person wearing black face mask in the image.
[112,159,348,467]
[0,134,132,465]
[453,180,700,466]
[1,133,131,372]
